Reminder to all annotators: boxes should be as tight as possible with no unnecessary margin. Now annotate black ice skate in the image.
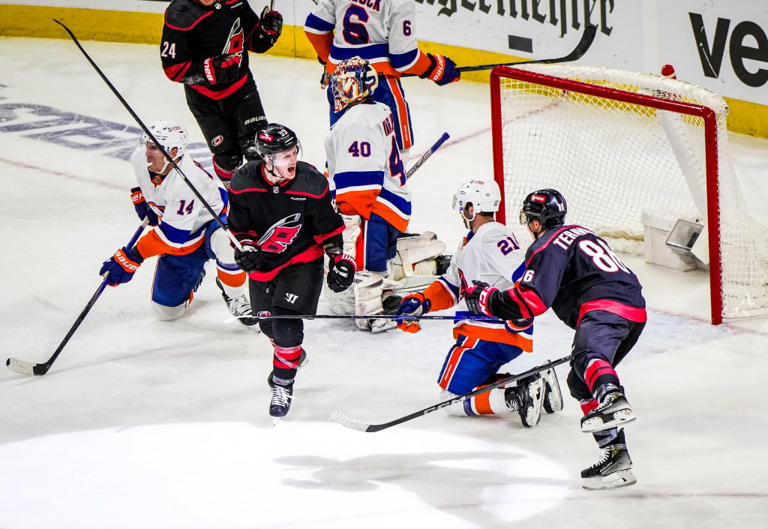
[216,278,259,327]
[580,390,636,433]
[505,375,545,427]
[269,379,294,422]
[581,430,637,490]
[541,367,564,414]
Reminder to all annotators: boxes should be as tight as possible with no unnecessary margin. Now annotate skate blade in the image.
[581,411,637,433]
[582,469,637,490]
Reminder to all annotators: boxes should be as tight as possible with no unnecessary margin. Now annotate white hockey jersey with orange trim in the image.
[304,0,431,77]
[324,101,411,232]
[129,146,227,258]
[426,221,532,349]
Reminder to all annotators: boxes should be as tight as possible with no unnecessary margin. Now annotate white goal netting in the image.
[492,64,768,322]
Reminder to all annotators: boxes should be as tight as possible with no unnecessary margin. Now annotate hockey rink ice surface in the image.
[1,38,768,529]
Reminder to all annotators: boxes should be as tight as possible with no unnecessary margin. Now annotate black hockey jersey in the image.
[227,160,345,281]
[161,0,275,100]
[495,225,646,329]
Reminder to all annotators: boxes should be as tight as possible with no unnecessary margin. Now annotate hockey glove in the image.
[326,254,356,293]
[234,244,263,273]
[100,247,144,286]
[130,187,158,226]
[420,53,461,86]
[463,281,498,317]
[260,7,283,41]
[202,53,242,85]
[395,292,432,333]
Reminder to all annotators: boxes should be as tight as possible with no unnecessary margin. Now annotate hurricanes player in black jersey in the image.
[464,189,647,490]
[161,0,283,187]
[227,123,356,420]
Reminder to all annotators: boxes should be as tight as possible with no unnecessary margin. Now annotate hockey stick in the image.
[456,24,597,72]
[250,312,498,321]
[405,132,449,180]
[331,355,569,432]
[53,19,244,252]
[5,221,149,376]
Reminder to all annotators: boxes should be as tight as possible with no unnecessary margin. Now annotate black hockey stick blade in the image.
[457,24,597,73]
[331,356,570,432]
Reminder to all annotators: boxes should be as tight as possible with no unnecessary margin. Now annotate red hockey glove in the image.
[327,254,356,293]
[463,281,498,317]
[420,53,460,86]
[100,247,144,286]
[395,292,432,333]
[202,53,242,85]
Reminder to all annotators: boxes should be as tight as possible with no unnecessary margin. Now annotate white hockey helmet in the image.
[452,178,502,216]
[141,121,188,159]
[330,57,379,112]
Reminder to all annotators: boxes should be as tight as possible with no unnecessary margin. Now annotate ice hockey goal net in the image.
[490,64,768,324]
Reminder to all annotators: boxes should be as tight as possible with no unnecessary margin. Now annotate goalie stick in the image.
[457,24,597,72]
[331,356,569,432]
[52,19,245,252]
[5,221,149,376]
[405,132,449,180]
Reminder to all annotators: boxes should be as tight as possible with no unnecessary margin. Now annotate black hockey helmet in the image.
[519,188,567,229]
[255,123,301,159]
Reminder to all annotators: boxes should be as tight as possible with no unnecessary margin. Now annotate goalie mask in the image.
[520,188,567,229]
[330,57,379,112]
[452,178,501,222]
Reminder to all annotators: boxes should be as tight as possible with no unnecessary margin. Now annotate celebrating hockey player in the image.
[160,0,283,186]
[463,189,646,490]
[99,121,257,325]
[304,0,461,154]
[395,178,562,427]
[227,123,355,420]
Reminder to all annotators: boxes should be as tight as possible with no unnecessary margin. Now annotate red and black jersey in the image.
[494,225,646,329]
[227,160,345,281]
[161,0,275,100]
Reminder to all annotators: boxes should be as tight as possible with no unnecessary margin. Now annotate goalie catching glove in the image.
[327,253,356,293]
[395,292,432,333]
[100,247,144,286]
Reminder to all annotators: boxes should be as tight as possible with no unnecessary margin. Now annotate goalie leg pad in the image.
[391,231,448,280]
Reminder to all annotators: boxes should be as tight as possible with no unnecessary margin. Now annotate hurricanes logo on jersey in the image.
[258,213,302,253]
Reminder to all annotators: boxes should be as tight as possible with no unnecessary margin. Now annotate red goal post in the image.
[490,64,768,325]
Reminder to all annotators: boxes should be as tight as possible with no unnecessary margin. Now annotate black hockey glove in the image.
[234,244,263,273]
[463,281,499,317]
[327,254,356,293]
[260,6,283,41]
[202,53,242,85]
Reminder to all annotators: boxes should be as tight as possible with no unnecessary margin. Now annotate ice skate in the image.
[581,430,637,490]
[216,278,259,327]
[541,367,564,413]
[269,379,294,422]
[581,390,636,432]
[507,375,545,427]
